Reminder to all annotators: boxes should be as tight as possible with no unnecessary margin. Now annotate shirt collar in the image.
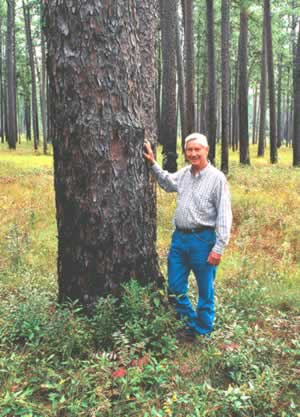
[189,162,211,178]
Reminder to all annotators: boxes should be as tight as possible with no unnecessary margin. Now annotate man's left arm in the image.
[208,176,232,266]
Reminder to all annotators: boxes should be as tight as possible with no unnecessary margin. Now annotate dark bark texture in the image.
[258,24,267,157]
[183,0,195,135]
[160,0,177,172]
[6,0,17,149]
[264,0,277,164]
[45,0,162,304]
[238,7,250,165]
[221,0,230,174]
[23,1,39,150]
[206,0,217,165]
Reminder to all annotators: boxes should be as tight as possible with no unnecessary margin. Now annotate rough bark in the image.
[183,0,195,135]
[45,0,163,304]
[264,0,277,164]
[293,27,300,166]
[221,0,230,174]
[206,0,217,165]
[23,1,39,150]
[160,0,177,172]
[239,7,250,165]
[6,0,17,149]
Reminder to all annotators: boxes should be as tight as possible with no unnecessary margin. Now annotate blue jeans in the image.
[168,229,217,335]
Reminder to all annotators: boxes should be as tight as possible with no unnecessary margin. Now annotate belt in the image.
[176,225,214,234]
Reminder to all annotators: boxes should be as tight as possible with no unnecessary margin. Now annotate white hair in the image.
[184,133,208,149]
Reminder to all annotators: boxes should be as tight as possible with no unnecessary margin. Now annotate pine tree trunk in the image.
[6,0,17,149]
[277,60,282,148]
[45,0,163,304]
[221,0,230,174]
[206,0,216,165]
[238,7,250,164]
[160,0,177,172]
[252,85,257,145]
[183,0,195,135]
[258,24,267,157]
[293,28,300,166]
[24,93,31,141]
[40,3,48,154]
[23,2,39,150]
[264,0,277,164]
[176,3,187,149]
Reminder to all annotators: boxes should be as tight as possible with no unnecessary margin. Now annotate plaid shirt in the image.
[152,162,232,255]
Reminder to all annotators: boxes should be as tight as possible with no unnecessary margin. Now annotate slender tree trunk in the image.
[221,0,230,173]
[258,23,267,157]
[232,48,239,152]
[264,0,277,163]
[175,2,187,149]
[160,0,177,172]
[40,2,48,154]
[183,0,195,135]
[238,7,250,164]
[24,93,31,141]
[293,27,300,166]
[277,60,282,148]
[252,85,257,145]
[46,0,163,303]
[6,0,17,149]
[206,0,217,164]
[23,1,39,150]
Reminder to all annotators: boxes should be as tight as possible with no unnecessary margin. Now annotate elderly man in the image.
[143,133,232,342]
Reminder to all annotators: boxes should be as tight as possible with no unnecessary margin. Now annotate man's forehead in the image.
[186,140,208,149]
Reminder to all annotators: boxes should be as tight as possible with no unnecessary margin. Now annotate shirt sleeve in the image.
[212,176,232,255]
[151,162,179,192]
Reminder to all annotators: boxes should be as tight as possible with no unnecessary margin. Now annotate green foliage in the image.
[0,143,299,416]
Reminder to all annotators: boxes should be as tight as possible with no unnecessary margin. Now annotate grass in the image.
[0,140,299,417]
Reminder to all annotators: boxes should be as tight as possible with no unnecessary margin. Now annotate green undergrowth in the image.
[0,141,299,416]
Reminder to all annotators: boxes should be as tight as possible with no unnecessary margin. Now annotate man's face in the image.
[185,140,209,169]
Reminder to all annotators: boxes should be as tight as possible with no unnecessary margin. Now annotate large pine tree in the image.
[45,0,162,304]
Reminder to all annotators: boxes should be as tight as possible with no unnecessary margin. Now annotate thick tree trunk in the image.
[221,0,230,174]
[6,0,17,149]
[206,0,217,165]
[293,28,300,166]
[45,0,163,304]
[23,1,39,150]
[238,7,250,164]
[160,0,177,172]
[264,0,277,164]
[155,37,162,144]
[183,0,195,135]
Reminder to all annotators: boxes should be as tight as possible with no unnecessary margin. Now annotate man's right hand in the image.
[143,141,155,165]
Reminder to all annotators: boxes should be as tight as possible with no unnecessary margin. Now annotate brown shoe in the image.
[176,328,196,343]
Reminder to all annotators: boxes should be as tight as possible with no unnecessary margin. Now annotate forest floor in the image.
[0,141,299,417]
